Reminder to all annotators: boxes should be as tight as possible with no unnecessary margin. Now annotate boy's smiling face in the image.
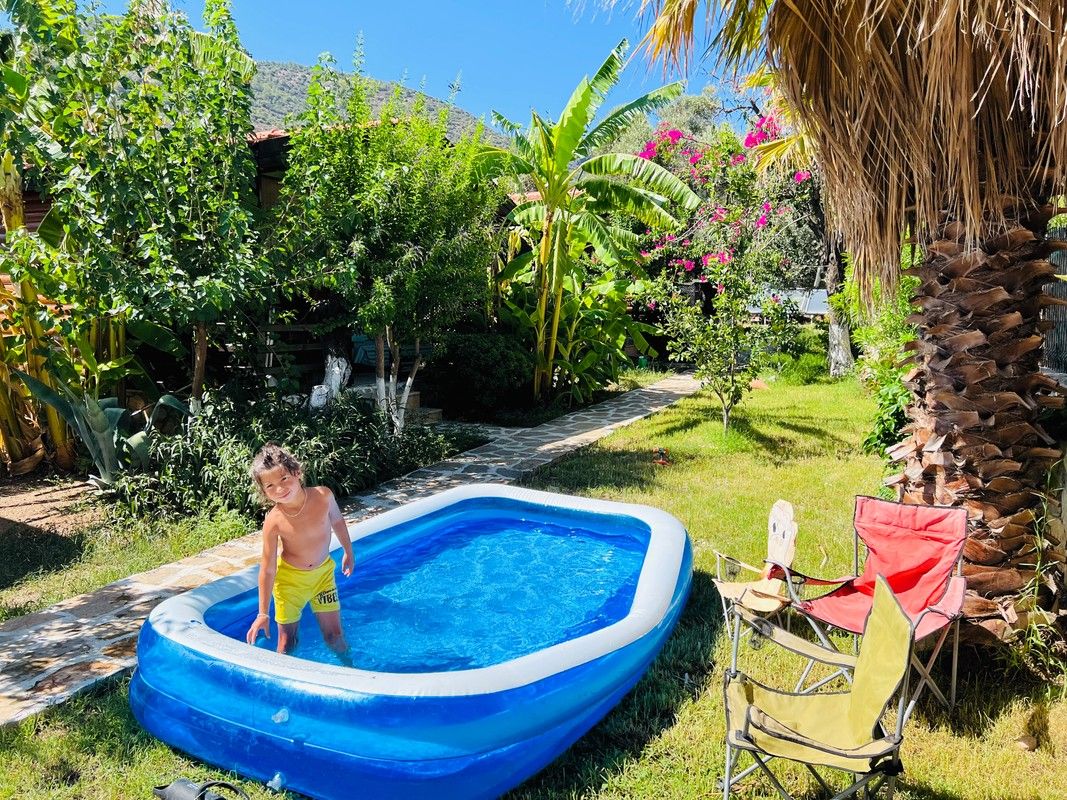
[257,464,303,506]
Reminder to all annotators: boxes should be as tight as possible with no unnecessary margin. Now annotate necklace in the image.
[278,490,308,519]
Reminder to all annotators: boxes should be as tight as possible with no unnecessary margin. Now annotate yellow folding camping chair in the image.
[721,576,912,800]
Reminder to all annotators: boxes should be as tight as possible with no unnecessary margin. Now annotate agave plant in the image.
[16,369,188,489]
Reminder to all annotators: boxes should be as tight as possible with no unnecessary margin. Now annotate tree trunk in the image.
[885,210,1067,643]
[824,241,854,378]
[374,333,389,416]
[191,321,208,408]
[827,319,854,377]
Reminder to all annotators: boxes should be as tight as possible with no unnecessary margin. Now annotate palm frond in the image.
[580,177,679,228]
[554,78,597,173]
[572,211,628,267]
[473,145,535,180]
[579,82,684,155]
[580,152,701,211]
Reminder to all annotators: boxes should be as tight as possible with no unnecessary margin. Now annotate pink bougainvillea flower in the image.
[666,233,676,242]
[701,253,712,267]
[761,201,772,213]
[640,250,650,257]
[647,300,657,310]
[711,206,728,222]
[730,153,746,165]
[682,239,690,246]
[665,129,684,143]
[689,152,703,164]
[771,294,781,304]
[743,132,760,148]
[716,283,725,294]
[698,275,708,283]
[794,170,812,183]
[755,214,769,228]
[719,250,732,264]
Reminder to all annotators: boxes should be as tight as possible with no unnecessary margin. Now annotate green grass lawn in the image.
[1,379,1064,799]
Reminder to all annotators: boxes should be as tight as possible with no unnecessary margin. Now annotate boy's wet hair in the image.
[249,443,303,501]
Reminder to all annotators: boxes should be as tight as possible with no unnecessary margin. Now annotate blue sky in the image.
[96,1,708,124]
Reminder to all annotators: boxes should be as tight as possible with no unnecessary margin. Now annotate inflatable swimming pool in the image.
[130,484,692,799]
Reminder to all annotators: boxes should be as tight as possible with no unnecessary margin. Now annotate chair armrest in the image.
[737,606,858,670]
[765,560,854,605]
[927,575,966,619]
[715,550,764,580]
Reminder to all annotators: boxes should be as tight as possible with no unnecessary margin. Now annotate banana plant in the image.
[476,38,701,401]
[15,369,189,489]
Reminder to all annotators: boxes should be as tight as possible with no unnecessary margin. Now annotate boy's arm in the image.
[246,518,280,644]
[327,490,354,576]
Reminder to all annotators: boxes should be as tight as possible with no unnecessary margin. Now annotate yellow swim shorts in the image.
[272,556,340,624]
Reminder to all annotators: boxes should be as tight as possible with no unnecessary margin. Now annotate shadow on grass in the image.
[529,447,663,494]
[507,571,723,799]
[0,518,86,591]
[727,414,857,464]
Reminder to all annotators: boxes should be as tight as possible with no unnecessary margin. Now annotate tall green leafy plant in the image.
[38,0,263,405]
[476,39,701,401]
[273,51,500,434]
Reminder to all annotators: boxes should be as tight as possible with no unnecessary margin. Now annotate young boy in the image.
[245,444,354,659]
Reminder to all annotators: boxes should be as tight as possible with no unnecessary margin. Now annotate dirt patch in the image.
[0,477,102,592]
[0,477,100,537]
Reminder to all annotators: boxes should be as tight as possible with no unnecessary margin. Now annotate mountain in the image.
[251,61,504,145]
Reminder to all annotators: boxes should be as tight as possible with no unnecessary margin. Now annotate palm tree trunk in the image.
[532,213,554,401]
[886,208,1066,642]
[542,227,567,399]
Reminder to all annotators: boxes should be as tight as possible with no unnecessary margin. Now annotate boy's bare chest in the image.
[276,500,332,566]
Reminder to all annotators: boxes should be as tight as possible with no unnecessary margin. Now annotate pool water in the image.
[209,500,650,672]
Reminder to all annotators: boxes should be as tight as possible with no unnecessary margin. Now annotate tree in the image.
[744,70,854,377]
[628,1,1067,642]
[39,0,263,406]
[275,53,500,434]
[475,39,701,401]
[659,275,796,431]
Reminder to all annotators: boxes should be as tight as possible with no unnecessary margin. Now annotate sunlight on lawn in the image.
[516,381,1067,800]
[2,381,1065,800]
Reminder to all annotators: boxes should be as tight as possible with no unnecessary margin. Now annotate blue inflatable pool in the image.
[130,484,692,799]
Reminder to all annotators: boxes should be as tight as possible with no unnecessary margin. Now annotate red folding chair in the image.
[771,496,967,721]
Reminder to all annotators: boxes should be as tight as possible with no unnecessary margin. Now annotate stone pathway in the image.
[0,373,700,726]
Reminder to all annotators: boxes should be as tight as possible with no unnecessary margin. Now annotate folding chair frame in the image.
[768,509,965,717]
[721,595,917,800]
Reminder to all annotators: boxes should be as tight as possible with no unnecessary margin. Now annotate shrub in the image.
[769,322,829,384]
[862,376,911,456]
[778,352,829,385]
[421,331,534,417]
[113,392,472,518]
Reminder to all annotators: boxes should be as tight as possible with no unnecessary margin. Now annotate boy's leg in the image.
[314,610,349,656]
[276,621,300,654]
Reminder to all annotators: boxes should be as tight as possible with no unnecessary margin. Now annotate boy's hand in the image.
[342,552,354,577]
[246,613,271,645]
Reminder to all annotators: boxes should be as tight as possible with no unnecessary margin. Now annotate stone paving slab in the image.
[0,372,700,727]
